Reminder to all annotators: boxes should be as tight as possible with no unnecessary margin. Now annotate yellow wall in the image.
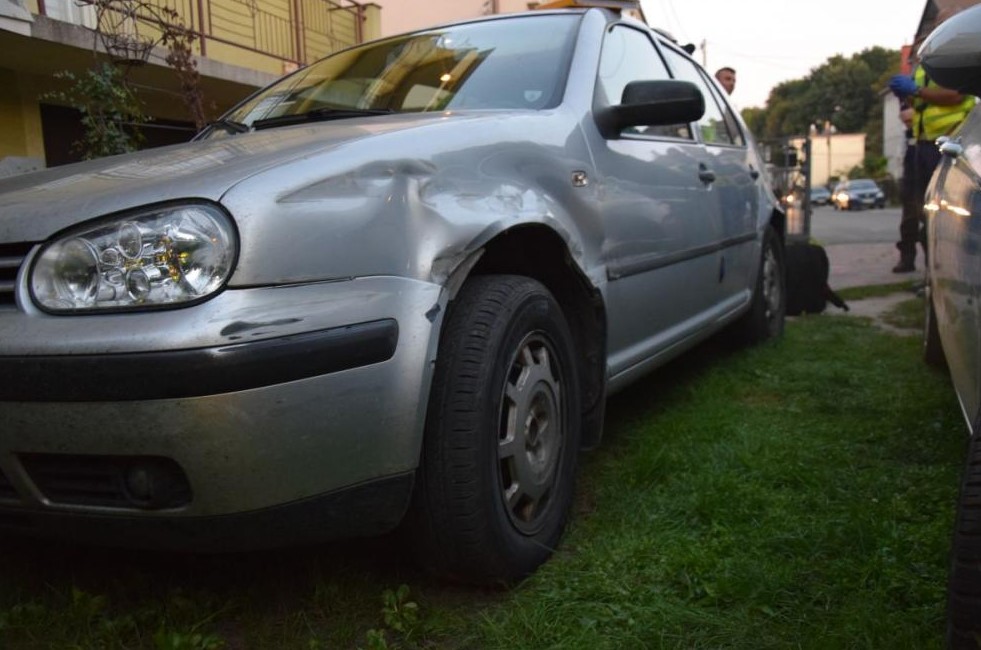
[0,69,45,161]
[1,0,382,165]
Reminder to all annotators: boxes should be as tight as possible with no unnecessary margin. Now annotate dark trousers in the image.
[897,140,943,259]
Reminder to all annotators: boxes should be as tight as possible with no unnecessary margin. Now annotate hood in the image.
[0,112,462,242]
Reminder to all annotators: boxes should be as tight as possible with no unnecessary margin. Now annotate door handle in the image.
[698,163,716,184]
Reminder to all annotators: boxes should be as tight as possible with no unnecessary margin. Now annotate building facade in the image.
[0,0,380,173]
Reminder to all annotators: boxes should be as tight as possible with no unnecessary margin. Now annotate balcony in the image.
[33,0,373,72]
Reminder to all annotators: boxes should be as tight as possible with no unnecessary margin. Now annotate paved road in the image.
[803,204,919,289]
[809,204,900,245]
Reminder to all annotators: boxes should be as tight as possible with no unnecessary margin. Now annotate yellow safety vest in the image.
[912,66,975,141]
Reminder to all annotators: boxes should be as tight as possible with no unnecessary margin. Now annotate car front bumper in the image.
[0,276,445,548]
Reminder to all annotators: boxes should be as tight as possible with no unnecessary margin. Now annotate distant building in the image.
[790,133,866,187]
[0,0,380,171]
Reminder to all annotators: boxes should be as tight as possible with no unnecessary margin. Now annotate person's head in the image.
[715,67,736,95]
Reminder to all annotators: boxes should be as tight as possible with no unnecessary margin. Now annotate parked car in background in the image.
[0,7,786,584]
[832,178,886,210]
[918,4,981,646]
[809,185,832,206]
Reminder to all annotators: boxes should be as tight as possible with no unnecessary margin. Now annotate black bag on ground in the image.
[784,242,849,315]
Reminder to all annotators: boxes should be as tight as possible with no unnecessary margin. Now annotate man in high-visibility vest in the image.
[888,54,975,272]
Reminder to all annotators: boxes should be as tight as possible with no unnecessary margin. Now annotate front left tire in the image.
[733,224,786,344]
[406,275,582,584]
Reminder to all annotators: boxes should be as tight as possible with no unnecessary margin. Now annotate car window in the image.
[700,68,746,146]
[659,46,734,146]
[221,14,580,128]
[596,25,692,140]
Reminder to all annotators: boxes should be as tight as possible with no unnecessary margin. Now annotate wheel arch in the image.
[768,206,787,242]
[446,224,608,450]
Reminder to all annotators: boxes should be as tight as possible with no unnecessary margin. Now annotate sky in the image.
[638,0,926,109]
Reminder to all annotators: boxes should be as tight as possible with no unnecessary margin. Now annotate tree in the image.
[42,0,212,159]
[753,46,901,159]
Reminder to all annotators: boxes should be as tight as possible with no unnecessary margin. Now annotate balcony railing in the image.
[37,0,368,67]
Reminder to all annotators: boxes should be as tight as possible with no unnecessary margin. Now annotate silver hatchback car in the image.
[0,8,785,583]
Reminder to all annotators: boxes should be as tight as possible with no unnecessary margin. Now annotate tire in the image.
[924,293,947,368]
[733,225,786,344]
[406,275,581,584]
[947,426,981,649]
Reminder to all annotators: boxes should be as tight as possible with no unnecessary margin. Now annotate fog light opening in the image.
[122,460,191,510]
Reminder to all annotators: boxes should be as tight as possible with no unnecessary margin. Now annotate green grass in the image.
[0,315,964,649]
[882,297,926,331]
[837,281,918,302]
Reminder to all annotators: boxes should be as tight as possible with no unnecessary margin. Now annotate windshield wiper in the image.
[206,118,250,135]
[252,108,395,131]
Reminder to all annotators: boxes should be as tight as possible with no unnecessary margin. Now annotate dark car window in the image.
[218,15,580,129]
[596,25,692,140]
[659,46,734,146]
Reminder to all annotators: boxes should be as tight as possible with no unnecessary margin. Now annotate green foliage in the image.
[44,63,147,160]
[881,297,925,331]
[846,154,890,180]
[363,585,420,650]
[754,47,901,158]
[152,629,224,650]
[836,281,916,301]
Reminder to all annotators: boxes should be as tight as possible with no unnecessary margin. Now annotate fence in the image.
[761,137,813,242]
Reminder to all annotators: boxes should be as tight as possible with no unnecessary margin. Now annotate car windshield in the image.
[849,180,878,189]
[209,14,580,135]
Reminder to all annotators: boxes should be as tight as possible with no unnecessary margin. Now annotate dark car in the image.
[919,4,981,646]
[809,185,831,206]
[832,178,886,210]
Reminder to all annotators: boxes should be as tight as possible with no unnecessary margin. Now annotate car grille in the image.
[0,242,34,307]
[19,454,192,510]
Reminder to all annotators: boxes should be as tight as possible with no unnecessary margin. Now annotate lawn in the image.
[0,305,965,649]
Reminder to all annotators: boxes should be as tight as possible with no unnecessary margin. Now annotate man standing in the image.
[714,67,736,95]
[888,56,974,272]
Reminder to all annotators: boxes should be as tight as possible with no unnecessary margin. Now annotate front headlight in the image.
[30,203,237,313]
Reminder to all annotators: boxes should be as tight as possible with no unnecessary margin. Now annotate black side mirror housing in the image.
[596,80,705,138]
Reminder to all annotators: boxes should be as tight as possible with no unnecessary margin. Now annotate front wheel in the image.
[406,275,581,584]
[732,225,786,345]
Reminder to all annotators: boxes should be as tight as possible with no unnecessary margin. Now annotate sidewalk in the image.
[821,242,923,332]
[824,242,925,290]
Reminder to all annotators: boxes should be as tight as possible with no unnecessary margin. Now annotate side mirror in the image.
[920,4,981,97]
[596,80,705,138]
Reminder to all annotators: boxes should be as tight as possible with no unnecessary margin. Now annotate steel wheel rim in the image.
[762,244,781,326]
[497,332,563,535]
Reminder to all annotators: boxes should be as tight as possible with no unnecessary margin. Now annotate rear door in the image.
[658,46,759,309]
